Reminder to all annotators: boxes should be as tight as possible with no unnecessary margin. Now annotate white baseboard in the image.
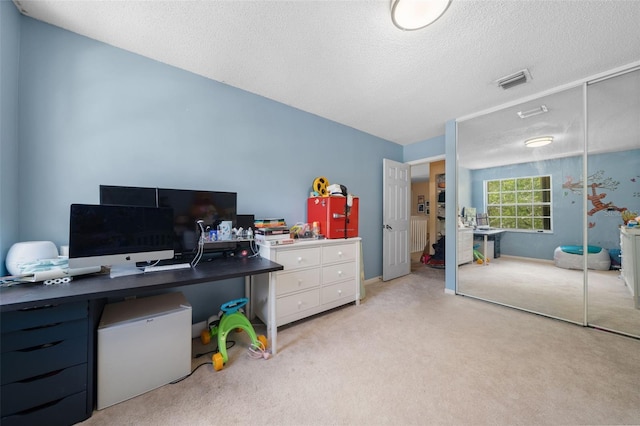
[444,288,455,295]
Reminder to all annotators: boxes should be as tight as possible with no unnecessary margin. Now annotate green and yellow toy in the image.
[473,243,489,264]
[200,297,268,371]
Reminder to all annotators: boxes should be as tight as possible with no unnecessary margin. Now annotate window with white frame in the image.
[485,175,552,231]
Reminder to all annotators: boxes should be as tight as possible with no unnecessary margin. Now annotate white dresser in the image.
[457,228,474,265]
[620,227,640,309]
[252,238,361,353]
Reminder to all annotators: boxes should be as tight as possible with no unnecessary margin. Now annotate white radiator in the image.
[411,216,428,253]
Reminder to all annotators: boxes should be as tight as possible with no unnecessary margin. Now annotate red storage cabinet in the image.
[307,196,359,239]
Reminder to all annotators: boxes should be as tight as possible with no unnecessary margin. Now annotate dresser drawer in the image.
[255,238,361,344]
[276,268,320,296]
[1,390,88,426]
[1,334,88,385]
[322,262,356,285]
[321,280,357,304]
[276,247,321,270]
[1,302,88,334]
[2,318,87,353]
[322,243,357,264]
[1,363,87,416]
[277,289,320,319]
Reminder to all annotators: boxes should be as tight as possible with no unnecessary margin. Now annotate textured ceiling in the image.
[11,0,640,148]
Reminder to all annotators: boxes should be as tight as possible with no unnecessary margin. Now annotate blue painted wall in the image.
[2,14,404,321]
[1,1,21,281]
[403,134,445,163]
[444,120,457,292]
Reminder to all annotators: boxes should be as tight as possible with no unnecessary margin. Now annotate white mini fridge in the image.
[97,292,192,410]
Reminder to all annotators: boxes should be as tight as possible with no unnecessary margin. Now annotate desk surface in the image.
[473,228,505,236]
[0,256,283,312]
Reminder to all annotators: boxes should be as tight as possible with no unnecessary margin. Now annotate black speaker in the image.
[236,214,255,229]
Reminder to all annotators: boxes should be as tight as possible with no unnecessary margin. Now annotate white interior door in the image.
[382,159,410,281]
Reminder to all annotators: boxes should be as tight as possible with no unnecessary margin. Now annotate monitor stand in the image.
[109,264,143,279]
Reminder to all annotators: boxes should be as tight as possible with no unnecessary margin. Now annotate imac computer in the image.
[69,204,175,278]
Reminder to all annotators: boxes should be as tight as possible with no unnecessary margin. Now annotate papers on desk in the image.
[2,256,101,285]
[16,266,101,282]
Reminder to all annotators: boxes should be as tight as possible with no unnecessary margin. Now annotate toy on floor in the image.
[553,245,610,271]
[200,297,268,371]
[473,243,489,264]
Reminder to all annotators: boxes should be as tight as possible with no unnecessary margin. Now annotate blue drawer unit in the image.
[1,301,92,426]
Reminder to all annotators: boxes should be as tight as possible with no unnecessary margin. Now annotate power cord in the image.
[170,362,211,384]
[172,335,270,384]
[194,340,236,358]
[248,238,260,258]
[247,340,271,360]
[191,220,206,267]
[171,340,237,384]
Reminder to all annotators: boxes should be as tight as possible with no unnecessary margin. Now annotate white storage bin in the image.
[97,292,191,409]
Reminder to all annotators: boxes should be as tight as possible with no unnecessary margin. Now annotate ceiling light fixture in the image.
[517,105,548,119]
[524,136,553,148]
[391,0,452,31]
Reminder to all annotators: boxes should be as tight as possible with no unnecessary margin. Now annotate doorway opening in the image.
[408,155,445,270]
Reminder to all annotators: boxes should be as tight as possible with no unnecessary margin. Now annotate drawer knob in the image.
[338,251,343,257]
[297,279,302,286]
[337,270,343,276]
[338,289,342,295]
[297,257,303,262]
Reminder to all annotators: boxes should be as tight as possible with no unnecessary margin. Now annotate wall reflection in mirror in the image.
[586,68,640,336]
[456,65,640,338]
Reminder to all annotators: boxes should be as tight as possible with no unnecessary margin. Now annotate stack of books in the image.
[254,219,293,246]
[254,218,287,229]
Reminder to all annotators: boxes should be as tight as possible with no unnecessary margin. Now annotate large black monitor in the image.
[99,185,157,207]
[157,188,237,257]
[98,185,238,259]
[68,204,175,277]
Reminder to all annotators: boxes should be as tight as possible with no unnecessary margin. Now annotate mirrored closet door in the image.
[457,86,586,324]
[457,64,640,337]
[586,67,640,338]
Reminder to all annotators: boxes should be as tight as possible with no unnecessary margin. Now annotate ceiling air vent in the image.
[496,69,532,90]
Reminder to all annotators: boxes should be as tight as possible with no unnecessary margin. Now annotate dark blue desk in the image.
[1,256,282,311]
[0,257,283,425]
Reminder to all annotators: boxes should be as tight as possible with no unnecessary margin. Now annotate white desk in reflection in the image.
[473,228,505,265]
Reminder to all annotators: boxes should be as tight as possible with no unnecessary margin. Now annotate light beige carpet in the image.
[80,265,640,425]
[458,255,640,336]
